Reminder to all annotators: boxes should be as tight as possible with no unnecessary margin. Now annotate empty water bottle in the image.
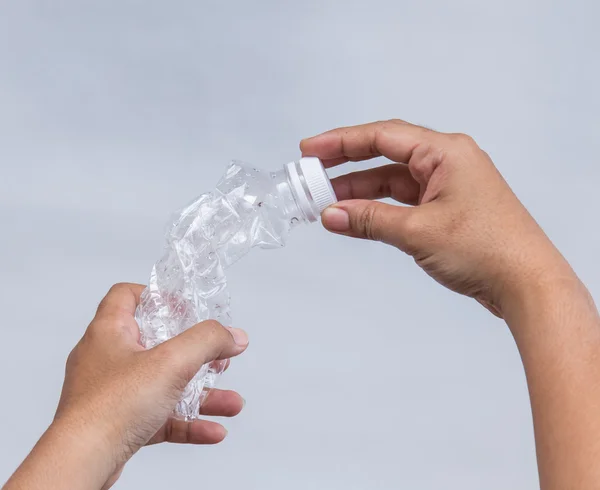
[135,157,337,420]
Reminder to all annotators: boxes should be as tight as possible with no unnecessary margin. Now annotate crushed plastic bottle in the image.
[135,157,337,420]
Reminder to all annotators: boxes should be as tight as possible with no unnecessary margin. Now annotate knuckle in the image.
[98,282,133,308]
[108,282,130,296]
[65,337,87,371]
[96,283,138,320]
[379,119,406,137]
[87,312,128,339]
[447,133,489,169]
[356,203,380,241]
[402,211,424,239]
[198,320,224,339]
[65,347,79,370]
[410,143,445,183]
[450,132,478,149]
[95,299,108,314]
[385,118,404,127]
[385,118,415,128]
[85,319,103,339]
[97,284,125,312]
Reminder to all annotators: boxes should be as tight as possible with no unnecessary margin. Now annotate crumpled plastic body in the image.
[135,161,300,420]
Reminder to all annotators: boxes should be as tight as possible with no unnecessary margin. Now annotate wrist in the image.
[4,415,117,490]
[500,259,598,342]
[46,415,117,485]
[53,400,133,463]
[494,241,580,320]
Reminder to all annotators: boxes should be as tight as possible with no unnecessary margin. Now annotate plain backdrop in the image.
[0,1,598,489]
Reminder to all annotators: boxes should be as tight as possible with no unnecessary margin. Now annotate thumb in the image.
[321,200,418,253]
[151,320,248,381]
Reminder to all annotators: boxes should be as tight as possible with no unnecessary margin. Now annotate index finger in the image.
[300,120,435,168]
[96,282,145,319]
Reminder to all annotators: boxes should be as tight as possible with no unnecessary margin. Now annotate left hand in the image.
[4,283,249,490]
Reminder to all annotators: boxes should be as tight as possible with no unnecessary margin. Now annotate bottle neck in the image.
[270,167,313,227]
[286,161,324,222]
[269,159,336,230]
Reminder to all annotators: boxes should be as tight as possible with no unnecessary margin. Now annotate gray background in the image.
[0,1,598,488]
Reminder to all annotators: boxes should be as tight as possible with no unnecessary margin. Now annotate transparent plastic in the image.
[135,160,335,420]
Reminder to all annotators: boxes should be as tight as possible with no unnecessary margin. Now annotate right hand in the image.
[301,120,574,317]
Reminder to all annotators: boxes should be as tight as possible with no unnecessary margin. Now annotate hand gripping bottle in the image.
[135,157,337,419]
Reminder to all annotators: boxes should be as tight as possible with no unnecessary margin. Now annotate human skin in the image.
[301,120,600,490]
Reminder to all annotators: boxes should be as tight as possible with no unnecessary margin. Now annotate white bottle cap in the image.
[285,157,337,222]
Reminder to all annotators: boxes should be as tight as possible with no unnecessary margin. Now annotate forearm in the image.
[3,418,114,490]
[505,267,600,490]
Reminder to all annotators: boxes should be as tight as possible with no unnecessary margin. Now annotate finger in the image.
[151,321,248,382]
[148,418,228,445]
[200,389,245,417]
[331,164,420,205]
[300,119,435,168]
[321,200,419,253]
[86,284,145,350]
[320,155,379,167]
[96,283,145,319]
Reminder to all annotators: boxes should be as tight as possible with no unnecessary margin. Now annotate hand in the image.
[301,120,574,317]
[4,283,249,490]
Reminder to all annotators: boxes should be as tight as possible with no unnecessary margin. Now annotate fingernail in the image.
[226,327,249,346]
[322,207,350,232]
[242,397,246,409]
